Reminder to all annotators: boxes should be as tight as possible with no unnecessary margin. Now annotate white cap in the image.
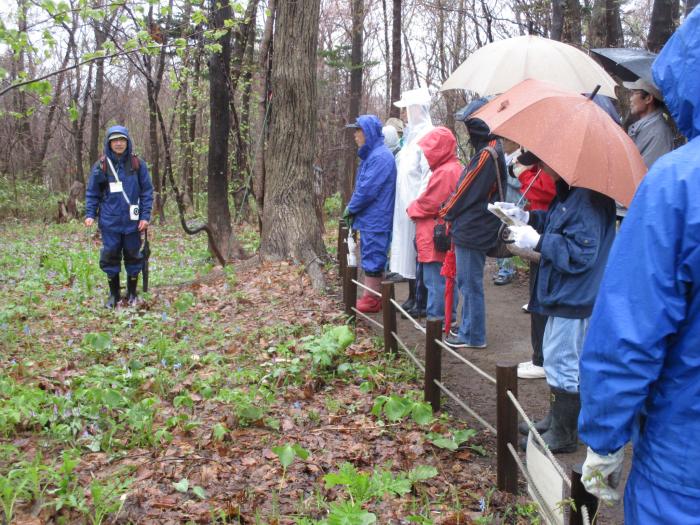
[393,87,431,108]
[622,78,662,102]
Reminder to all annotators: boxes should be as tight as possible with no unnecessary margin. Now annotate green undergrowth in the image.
[0,218,532,524]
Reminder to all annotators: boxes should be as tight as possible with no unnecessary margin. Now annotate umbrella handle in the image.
[588,85,601,100]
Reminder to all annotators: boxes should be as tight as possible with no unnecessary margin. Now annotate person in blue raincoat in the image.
[578,9,700,522]
[343,115,397,313]
[85,126,153,308]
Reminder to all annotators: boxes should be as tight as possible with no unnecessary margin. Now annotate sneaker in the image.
[443,335,468,349]
[444,335,487,349]
[493,273,514,286]
[518,360,532,368]
[448,326,459,338]
[521,303,529,312]
[518,361,546,379]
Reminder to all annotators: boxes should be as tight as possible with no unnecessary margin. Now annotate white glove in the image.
[494,201,529,224]
[581,447,625,503]
[509,225,540,250]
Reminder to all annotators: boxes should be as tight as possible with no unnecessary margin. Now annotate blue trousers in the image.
[455,246,487,346]
[360,231,391,275]
[542,316,589,393]
[100,230,144,278]
[625,466,700,524]
[423,261,458,320]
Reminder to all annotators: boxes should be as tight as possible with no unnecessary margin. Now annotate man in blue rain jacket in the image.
[579,9,700,522]
[85,126,153,308]
[343,115,397,313]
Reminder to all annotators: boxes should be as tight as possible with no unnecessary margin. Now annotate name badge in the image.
[109,182,124,194]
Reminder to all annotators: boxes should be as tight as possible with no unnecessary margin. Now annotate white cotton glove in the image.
[509,225,540,250]
[581,447,625,503]
[494,201,529,224]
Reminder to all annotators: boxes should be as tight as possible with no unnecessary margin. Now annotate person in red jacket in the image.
[407,127,462,320]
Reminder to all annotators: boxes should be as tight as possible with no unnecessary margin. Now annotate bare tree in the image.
[390,0,401,117]
[341,0,364,204]
[260,0,327,289]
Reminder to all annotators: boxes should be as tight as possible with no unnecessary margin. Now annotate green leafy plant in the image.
[371,395,433,426]
[426,428,478,451]
[272,443,310,481]
[88,477,132,525]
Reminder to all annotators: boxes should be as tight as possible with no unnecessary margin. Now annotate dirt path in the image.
[361,259,626,524]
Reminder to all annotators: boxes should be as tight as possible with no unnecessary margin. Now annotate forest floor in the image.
[0,219,545,525]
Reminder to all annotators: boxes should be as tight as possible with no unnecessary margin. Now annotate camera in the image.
[129,205,140,221]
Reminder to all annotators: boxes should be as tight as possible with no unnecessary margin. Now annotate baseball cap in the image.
[108,132,128,141]
[622,78,663,102]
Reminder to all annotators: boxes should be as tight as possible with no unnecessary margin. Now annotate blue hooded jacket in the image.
[528,180,616,319]
[579,7,700,497]
[85,125,154,234]
[347,115,397,232]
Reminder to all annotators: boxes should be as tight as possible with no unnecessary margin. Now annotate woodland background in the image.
[1,0,697,278]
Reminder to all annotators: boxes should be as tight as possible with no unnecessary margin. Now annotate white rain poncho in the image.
[389,90,434,278]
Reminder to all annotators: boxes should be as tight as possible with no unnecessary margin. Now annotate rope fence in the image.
[435,338,497,385]
[350,307,384,330]
[392,332,425,373]
[389,298,427,334]
[351,278,381,297]
[337,221,599,525]
[434,379,496,434]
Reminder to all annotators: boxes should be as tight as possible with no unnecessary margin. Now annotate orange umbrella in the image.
[473,79,646,207]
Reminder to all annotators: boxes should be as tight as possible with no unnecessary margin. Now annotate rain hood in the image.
[652,7,700,140]
[104,125,133,161]
[356,115,385,160]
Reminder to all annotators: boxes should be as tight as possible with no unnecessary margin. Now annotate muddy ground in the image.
[358,259,628,524]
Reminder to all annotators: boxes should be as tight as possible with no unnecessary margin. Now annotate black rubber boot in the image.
[539,387,580,454]
[126,275,139,305]
[401,279,416,311]
[106,275,120,309]
[519,410,552,437]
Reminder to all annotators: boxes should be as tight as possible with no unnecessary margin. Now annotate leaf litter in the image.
[0,221,536,524]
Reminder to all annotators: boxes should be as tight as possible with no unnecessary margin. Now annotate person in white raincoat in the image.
[389,88,434,280]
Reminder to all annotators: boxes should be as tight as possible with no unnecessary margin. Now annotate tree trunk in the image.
[552,0,581,43]
[14,0,35,177]
[588,0,623,47]
[647,0,679,52]
[260,0,326,289]
[341,0,364,205]
[253,0,276,229]
[381,0,391,117]
[207,0,236,261]
[390,0,401,118]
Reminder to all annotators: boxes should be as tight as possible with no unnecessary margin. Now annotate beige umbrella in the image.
[440,35,618,99]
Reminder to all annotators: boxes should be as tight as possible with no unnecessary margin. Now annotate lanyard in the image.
[105,156,132,206]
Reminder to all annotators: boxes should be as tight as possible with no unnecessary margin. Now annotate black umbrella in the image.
[591,48,657,86]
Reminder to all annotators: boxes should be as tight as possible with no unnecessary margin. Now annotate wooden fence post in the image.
[424,318,443,413]
[569,465,599,525]
[343,265,357,320]
[496,363,518,494]
[382,281,397,355]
